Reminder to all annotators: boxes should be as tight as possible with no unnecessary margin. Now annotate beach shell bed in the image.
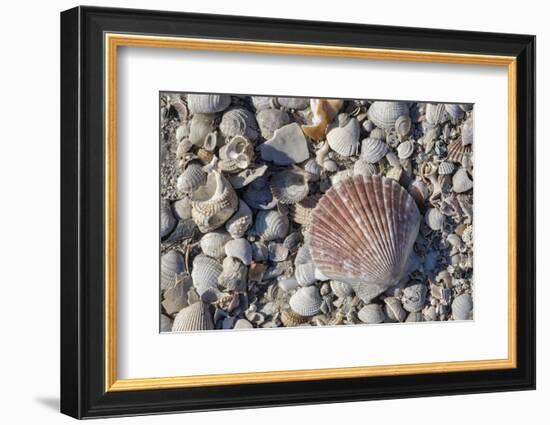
[160,94,474,332]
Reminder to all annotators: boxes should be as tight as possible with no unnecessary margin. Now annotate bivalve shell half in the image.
[397,140,415,159]
[270,169,310,204]
[304,158,322,181]
[426,103,449,125]
[252,210,290,241]
[224,200,253,238]
[402,283,428,313]
[218,256,248,292]
[189,113,217,146]
[326,114,360,157]
[384,297,407,322]
[161,250,185,290]
[251,96,276,111]
[462,116,474,146]
[191,254,223,297]
[224,238,253,265]
[309,175,421,291]
[452,293,473,320]
[438,161,455,175]
[200,229,232,259]
[452,168,473,193]
[160,199,177,238]
[290,195,320,226]
[219,107,259,141]
[218,135,254,173]
[447,139,472,163]
[289,286,323,317]
[395,115,412,139]
[177,162,207,194]
[172,302,215,332]
[353,159,377,177]
[360,137,388,163]
[187,94,231,114]
[444,103,465,120]
[268,242,289,262]
[367,101,409,129]
[295,262,317,287]
[330,280,354,298]
[424,208,446,231]
[358,304,386,324]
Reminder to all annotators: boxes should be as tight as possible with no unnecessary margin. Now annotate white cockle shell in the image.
[326,114,360,157]
[358,304,386,324]
[426,103,449,125]
[189,113,217,146]
[187,94,231,114]
[191,254,223,297]
[395,115,412,139]
[177,162,207,194]
[172,302,215,332]
[452,168,473,193]
[295,262,317,287]
[353,159,378,177]
[224,238,253,265]
[330,280,354,298]
[161,250,185,290]
[397,140,415,159]
[444,103,465,120]
[200,229,232,259]
[270,168,310,204]
[367,101,409,129]
[424,208,446,231]
[289,286,323,316]
[219,107,259,141]
[438,161,455,175]
[360,137,388,163]
[252,209,290,241]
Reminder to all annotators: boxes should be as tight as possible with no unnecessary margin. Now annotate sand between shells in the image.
[160,94,474,332]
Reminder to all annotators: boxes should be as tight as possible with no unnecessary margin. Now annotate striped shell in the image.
[438,161,455,175]
[426,103,449,125]
[189,113,217,146]
[452,293,473,320]
[289,286,323,316]
[444,103,465,120]
[224,238,253,265]
[160,199,176,238]
[200,229,232,259]
[295,262,317,287]
[218,135,254,173]
[330,280,354,298]
[252,210,290,241]
[256,108,291,139]
[187,94,231,114]
[177,162,207,194]
[290,195,320,226]
[353,159,377,177]
[172,302,215,332]
[447,139,472,163]
[358,304,386,324]
[224,200,253,238]
[360,138,388,163]
[462,116,474,146]
[424,208,446,231]
[397,140,414,159]
[191,171,239,233]
[270,169,310,204]
[367,101,409,129]
[302,98,344,141]
[191,254,223,297]
[309,175,421,293]
[219,107,259,141]
[277,97,309,110]
[326,114,360,157]
[161,250,185,290]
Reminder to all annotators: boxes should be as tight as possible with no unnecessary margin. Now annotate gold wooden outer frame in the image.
[104,33,517,392]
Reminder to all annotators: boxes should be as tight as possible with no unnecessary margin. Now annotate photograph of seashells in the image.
[160,93,474,332]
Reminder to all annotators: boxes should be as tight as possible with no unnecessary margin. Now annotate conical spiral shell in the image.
[187,94,231,114]
[289,286,323,316]
[367,102,409,129]
[309,175,420,290]
[172,302,215,332]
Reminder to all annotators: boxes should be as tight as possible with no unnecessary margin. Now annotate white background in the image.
[0,0,546,424]
[118,47,508,379]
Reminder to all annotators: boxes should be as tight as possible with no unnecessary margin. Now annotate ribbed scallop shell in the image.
[290,195,320,226]
[224,200,253,238]
[277,97,309,110]
[447,139,472,163]
[295,262,317,287]
[177,162,207,194]
[426,103,449,125]
[358,304,386,324]
[256,108,291,139]
[270,169,310,204]
[191,254,223,297]
[424,208,445,231]
[172,302,215,332]
[200,229,232,259]
[160,199,176,238]
[462,116,474,146]
[309,175,421,291]
[224,238,252,265]
[189,113,217,146]
[218,135,254,173]
[252,210,290,241]
[397,140,415,159]
[367,101,409,129]
[289,286,323,316]
[161,250,185,290]
[360,138,388,163]
[444,103,465,120]
[191,171,239,233]
[187,94,231,114]
[219,107,259,141]
[438,161,455,175]
[326,114,360,157]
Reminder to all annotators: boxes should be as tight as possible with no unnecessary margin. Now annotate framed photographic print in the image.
[60,6,536,419]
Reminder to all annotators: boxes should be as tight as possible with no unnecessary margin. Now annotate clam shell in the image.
[452,168,473,193]
[289,286,323,316]
[369,127,386,141]
[360,138,388,163]
[462,116,474,146]
[191,254,223,297]
[160,199,177,238]
[218,135,254,173]
[395,115,412,139]
[161,250,185,290]
[452,293,473,320]
[200,229,232,259]
[260,123,310,166]
[172,302,215,332]
[243,177,277,210]
[384,297,407,322]
[326,114,360,157]
[173,197,192,221]
[302,99,344,141]
[295,262,317,287]
[295,243,312,265]
[426,103,449,125]
[438,161,455,175]
[447,138,472,163]
[187,94,231,114]
[290,195,320,226]
[330,280,354,298]
[424,208,445,231]
[358,304,386,324]
[402,283,427,313]
[251,96,276,111]
[283,232,303,253]
[225,238,253,265]
[219,107,259,141]
[256,108,291,139]
[277,97,309,110]
[444,103,465,120]
[304,158,322,181]
[189,113,217,146]
[177,162,207,194]
[218,256,247,292]
[191,171,239,233]
[353,159,377,177]
[309,175,421,292]
[268,242,289,262]
[270,169,310,204]
[224,200,253,238]
[397,140,414,159]
[252,210,290,241]
[367,101,409,129]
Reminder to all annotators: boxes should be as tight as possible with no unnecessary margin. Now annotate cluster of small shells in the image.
[160,93,474,332]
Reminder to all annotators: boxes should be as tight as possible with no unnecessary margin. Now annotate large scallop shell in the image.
[360,137,388,163]
[289,286,323,316]
[224,200,253,238]
[309,175,421,294]
[270,169,310,204]
[219,107,259,141]
[302,98,344,141]
[172,302,215,332]
[367,101,409,129]
[256,108,291,139]
[218,135,254,173]
[161,250,185,290]
[177,162,207,194]
[200,229,232,259]
[191,254,223,297]
[252,209,290,241]
[191,171,239,233]
[160,199,176,238]
[187,94,231,114]
[326,114,360,157]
